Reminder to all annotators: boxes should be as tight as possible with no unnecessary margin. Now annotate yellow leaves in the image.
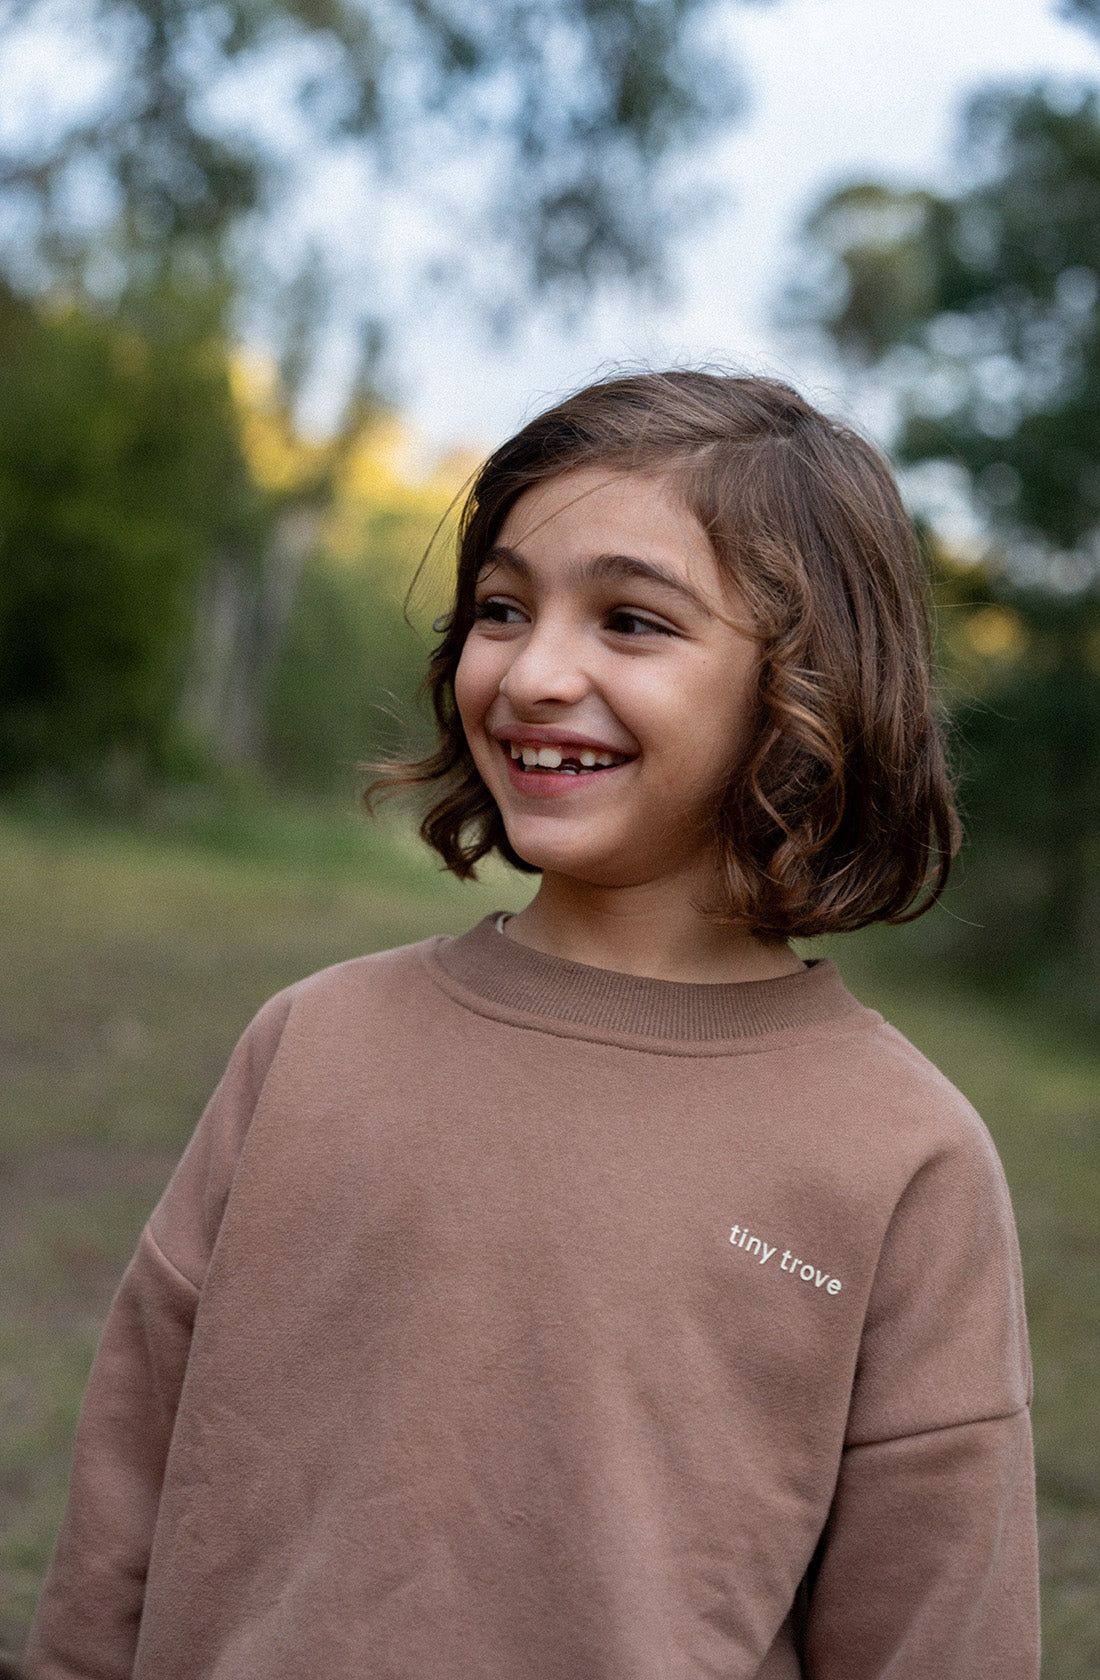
[936,602,1030,703]
[230,354,329,494]
[323,426,473,616]
[964,605,1027,661]
[230,349,471,522]
[228,348,474,616]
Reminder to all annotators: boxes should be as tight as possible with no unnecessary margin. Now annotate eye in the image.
[473,597,525,625]
[606,608,676,637]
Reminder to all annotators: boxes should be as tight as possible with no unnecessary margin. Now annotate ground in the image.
[1,806,1097,1674]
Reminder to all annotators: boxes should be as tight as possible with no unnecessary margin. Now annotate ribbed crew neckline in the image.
[429,914,866,1044]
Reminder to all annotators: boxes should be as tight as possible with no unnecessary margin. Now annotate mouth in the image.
[502,739,633,776]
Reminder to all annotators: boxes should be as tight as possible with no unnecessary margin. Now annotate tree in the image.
[0,0,752,392]
[0,0,770,791]
[791,89,1100,557]
[260,417,467,792]
[788,85,1100,994]
[0,279,271,784]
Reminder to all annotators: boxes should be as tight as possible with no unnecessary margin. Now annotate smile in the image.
[505,741,631,775]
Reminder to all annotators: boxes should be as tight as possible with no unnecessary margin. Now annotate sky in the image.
[379,0,1100,459]
[3,0,1099,461]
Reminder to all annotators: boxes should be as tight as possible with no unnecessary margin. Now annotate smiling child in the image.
[27,372,1038,1680]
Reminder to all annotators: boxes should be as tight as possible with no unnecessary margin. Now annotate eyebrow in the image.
[481,545,710,614]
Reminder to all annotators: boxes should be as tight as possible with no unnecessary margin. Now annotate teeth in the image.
[511,741,623,771]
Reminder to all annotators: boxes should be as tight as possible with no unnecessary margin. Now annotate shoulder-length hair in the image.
[369,370,959,939]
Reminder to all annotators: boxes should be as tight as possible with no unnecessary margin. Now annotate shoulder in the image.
[183,935,453,1152]
[778,995,1019,1315]
[283,933,440,1001]
[244,934,446,1050]
[860,1019,1014,1218]
[777,980,1001,1189]
[146,935,451,1280]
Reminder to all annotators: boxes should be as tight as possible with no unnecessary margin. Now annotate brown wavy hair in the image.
[370,370,959,938]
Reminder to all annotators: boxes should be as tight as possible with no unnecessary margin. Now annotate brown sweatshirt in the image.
[26,917,1039,1680]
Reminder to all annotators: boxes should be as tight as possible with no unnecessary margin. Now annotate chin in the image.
[506,842,596,879]
[499,810,602,861]
[502,835,600,880]
[501,833,644,889]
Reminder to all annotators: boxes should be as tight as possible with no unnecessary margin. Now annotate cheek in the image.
[720,674,758,764]
[454,637,506,764]
[453,639,488,730]
[683,656,760,790]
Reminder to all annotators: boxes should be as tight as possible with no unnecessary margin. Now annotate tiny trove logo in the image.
[729,1223,842,1296]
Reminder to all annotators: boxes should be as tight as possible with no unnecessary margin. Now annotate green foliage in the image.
[791,85,1100,990]
[792,87,1100,550]
[950,591,1100,991]
[0,0,763,811]
[0,270,452,803]
[793,183,947,363]
[264,555,430,793]
[259,434,462,794]
[0,282,267,782]
[0,0,747,382]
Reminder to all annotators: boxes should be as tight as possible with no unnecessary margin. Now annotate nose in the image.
[498,616,591,711]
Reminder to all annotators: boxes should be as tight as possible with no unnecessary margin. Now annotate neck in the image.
[504,872,804,985]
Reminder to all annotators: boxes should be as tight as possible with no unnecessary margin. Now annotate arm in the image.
[23,1235,199,1680]
[804,1097,1040,1679]
[24,989,295,1680]
[803,1408,1038,1678]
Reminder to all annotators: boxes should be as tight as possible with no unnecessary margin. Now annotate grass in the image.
[1,804,1097,1673]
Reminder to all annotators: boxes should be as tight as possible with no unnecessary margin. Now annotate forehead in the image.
[494,467,721,589]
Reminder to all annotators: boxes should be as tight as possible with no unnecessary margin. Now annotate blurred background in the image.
[1,0,1098,1671]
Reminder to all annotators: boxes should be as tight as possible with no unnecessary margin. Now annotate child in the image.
[27,372,1038,1680]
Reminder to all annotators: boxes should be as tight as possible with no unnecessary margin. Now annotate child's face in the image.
[454,468,760,894]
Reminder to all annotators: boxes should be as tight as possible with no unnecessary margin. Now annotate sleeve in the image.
[802,1109,1040,1680]
[802,1410,1038,1679]
[24,989,295,1680]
